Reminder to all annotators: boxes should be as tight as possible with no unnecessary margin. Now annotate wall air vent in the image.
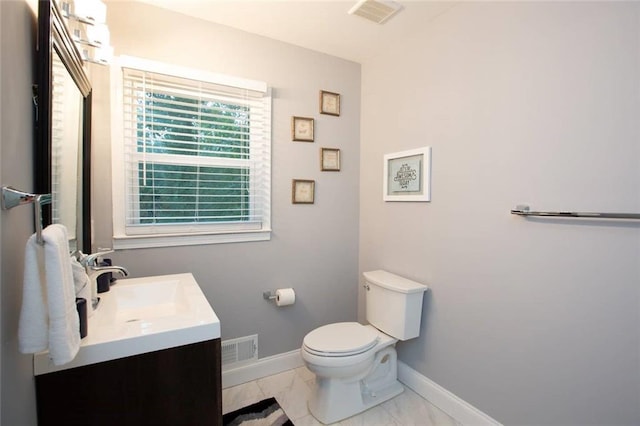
[348,0,404,24]
[221,334,258,368]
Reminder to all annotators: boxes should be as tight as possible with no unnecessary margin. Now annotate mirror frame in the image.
[36,0,92,253]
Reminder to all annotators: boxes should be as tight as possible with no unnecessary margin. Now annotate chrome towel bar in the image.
[511,205,640,220]
[2,186,52,244]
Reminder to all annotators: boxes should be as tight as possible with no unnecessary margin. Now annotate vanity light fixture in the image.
[348,0,404,24]
[59,0,113,64]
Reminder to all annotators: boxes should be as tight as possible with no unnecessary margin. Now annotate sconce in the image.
[58,0,113,65]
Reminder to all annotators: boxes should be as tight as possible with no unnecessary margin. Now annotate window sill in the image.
[112,229,271,249]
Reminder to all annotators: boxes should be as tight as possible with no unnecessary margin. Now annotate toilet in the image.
[301,270,428,424]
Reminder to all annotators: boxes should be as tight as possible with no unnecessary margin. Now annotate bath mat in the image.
[223,397,294,426]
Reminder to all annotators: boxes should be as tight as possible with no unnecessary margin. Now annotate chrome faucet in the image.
[75,250,129,309]
[80,250,129,281]
[79,250,113,268]
[86,264,130,281]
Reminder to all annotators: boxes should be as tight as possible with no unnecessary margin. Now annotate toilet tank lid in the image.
[363,270,428,294]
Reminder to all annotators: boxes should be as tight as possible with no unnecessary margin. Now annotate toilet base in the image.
[308,377,404,424]
[307,347,403,424]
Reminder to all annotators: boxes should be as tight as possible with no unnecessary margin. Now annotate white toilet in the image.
[301,270,428,424]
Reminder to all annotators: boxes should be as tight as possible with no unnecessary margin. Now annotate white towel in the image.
[70,256,93,317]
[18,234,48,354]
[43,225,80,365]
[18,225,80,366]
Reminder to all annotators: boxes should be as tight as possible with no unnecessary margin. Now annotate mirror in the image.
[36,0,92,253]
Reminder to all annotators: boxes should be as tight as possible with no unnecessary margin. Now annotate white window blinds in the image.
[118,62,271,241]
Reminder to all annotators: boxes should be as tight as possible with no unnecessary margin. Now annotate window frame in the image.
[111,56,271,249]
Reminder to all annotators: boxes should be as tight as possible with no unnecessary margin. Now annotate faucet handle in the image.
[81,249,114,267]
[71,250,85,261]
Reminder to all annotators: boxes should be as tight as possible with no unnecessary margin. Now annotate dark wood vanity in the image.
[35,338,222,426]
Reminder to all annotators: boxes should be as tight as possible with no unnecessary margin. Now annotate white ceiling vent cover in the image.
[348,0,404,24]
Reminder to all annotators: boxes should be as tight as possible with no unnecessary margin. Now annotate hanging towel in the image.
[43,224,80,365]
[18,224,80,366]
[18,234,48,354]
[71,256,93,317]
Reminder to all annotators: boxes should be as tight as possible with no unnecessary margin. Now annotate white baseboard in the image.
[398,361,502,426]
[222,349,304,389]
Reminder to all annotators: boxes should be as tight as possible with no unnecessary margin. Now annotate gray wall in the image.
[4,1,639,425]
[359,2,640,425]
[92,1,361,358]
[0,0,38,424]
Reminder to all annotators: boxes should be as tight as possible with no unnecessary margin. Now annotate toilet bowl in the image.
[301,270,429,424]
[301,323,402,424]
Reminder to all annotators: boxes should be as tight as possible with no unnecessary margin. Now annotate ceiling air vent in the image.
[348,0,404,24]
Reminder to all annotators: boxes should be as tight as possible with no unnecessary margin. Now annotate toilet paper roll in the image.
[275,288,296,307]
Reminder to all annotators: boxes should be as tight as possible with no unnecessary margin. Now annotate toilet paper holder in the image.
[262,288,296,306]
[263,291,277,300]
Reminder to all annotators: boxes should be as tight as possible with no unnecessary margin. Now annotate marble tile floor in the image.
[222,366,461,425]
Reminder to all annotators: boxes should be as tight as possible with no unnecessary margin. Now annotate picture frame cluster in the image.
[290,89,342,204]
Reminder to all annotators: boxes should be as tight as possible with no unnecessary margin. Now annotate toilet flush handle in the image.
[363,283,370,291]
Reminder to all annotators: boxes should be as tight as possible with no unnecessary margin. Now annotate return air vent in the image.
[221,335,258,367]
[348,0,404,24]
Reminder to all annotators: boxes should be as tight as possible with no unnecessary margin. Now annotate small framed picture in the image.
[320,148,341,171]
[319,90,340,116]
[383,146,431,202]
[292,179,315,204]
[292,116,314,142]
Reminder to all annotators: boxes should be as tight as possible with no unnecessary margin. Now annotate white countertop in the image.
[34,273,220,376]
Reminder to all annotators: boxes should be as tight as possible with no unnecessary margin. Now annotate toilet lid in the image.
[303,322,379,356]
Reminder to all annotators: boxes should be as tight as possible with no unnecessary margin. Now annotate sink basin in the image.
[34,273,220,375]
[114,279,188,320]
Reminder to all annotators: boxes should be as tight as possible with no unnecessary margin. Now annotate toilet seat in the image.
[303,322,379,357]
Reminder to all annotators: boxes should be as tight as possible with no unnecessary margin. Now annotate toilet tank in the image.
[363,270,428,341]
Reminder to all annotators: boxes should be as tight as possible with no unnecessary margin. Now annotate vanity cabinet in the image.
[35,338,222,426]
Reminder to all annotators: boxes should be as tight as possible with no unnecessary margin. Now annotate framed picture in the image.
[319,90,340,116]
[320,148,341,171]
[292,116,314,142]
[292,179,315,204]
[383,146,431,202]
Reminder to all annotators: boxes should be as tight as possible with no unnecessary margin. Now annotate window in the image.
[112,57,271,248]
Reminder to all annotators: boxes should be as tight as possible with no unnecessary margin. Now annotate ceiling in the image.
[134,1,457,63]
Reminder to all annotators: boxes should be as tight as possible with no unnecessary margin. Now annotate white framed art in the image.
[383,146,431,202]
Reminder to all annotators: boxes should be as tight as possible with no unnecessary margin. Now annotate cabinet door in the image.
[36,339,222,426]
